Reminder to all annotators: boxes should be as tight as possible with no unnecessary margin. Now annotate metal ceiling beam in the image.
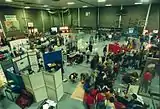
[75,0,96,7]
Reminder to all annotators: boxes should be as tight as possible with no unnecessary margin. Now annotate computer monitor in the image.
[51,27,58,32]
[51,27,58,35]
[59,26,69,33]
[128,28,134,34]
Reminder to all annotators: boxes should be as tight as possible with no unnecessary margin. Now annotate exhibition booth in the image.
[0,43,64,108]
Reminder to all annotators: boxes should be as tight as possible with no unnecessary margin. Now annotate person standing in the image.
[113,63,119,77]
[96,91,106,109]
[83,91,96,109]
[103,45,107,57]
[141,71,152,93]
[90,57,97,71]
[86,49,91,63]
[89,43,93,53]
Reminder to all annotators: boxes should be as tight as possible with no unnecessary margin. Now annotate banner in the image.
[0,21,5,46]
[0,64,7,87]
[28,22,34,27]
[4,20,20,32]
[4,15,17,21]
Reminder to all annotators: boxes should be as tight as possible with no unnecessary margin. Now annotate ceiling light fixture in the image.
[98,0,106,3]
[43,5,48,7]
[82,6,88,8]
[134,2,143,4]
[141,0,150,2]
[5,0,13,2]
[24,6,30,9]
[46,8,50,11]
[105,4,112,6]
[62,7,67,9]
[67,2,75,5]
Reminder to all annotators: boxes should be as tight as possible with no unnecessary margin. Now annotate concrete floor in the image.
[0,36,159,109]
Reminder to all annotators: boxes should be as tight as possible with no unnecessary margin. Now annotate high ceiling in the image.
[0,0,159,9]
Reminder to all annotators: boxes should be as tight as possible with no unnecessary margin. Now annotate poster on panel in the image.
[4,15,20,32]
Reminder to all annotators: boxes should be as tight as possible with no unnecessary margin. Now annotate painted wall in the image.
[43,11,52,32]
[99,6,119,27]
[80,8,97,28]
[25,9,43,32]
[0,5,159,38]
[70,8,78,27]
[121,5,148,29]
[52,12,62,26]
[0,6,52,37]
[147,4,159,30]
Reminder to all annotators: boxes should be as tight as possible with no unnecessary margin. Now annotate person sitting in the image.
[69,73,78,83]
[75,53,84,64]
[80,73,89,84]
[122,72,139,84]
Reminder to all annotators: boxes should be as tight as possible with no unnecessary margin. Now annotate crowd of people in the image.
[76,34,159,109]
[66,32,159,109]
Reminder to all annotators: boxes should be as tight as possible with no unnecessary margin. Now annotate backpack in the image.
[16,90,33,109]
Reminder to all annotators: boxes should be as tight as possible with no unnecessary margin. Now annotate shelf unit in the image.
[21,72,47,102]
[43,69,64,102]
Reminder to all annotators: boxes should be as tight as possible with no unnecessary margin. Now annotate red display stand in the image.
[108,43,121,54]
[108,43,129,54]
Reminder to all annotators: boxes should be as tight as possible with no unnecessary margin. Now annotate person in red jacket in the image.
[141,71,152,93]
[96,90,106,109]
[83,91,95,109]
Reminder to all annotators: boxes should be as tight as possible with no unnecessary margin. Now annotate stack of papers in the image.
[42,99,57,109]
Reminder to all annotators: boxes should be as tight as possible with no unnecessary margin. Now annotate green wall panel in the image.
[64,12,71,26]
[80,8,97,28]
[121,5,148,28]
[99,7,119,27]
[0,5,159,37]
[25,9,43,32]
[70,8,78,27]
[52,13,62,26]
[147,4,159,30]
[43,11,51,32]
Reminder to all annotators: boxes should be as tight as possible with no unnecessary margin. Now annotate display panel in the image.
[51,27,58,32]
[128,28,134,34]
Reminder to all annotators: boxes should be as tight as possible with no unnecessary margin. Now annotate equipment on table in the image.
[122,72,139,85]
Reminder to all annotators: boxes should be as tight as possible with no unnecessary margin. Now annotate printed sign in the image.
[4,15,17,21]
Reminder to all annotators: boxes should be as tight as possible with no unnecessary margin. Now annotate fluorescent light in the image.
[67,2,75,5]
[141,0,150,2]
[43,5,48,7]
[24,6,30,9]
[46,8,50,11]
[98,0,106,2]
[105,4,112,6]
[62,7,67,9]
[82,6,88,8]
[134,2,143,4]
[5,0,12,2]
